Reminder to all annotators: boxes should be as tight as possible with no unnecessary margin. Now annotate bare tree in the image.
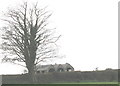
[1,2,60,83]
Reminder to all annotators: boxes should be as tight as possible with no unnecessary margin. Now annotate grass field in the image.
[1,82,119,86]
[56,82,118,84]
[2,82,119,86]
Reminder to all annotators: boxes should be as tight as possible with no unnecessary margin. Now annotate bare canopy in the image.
[1,2,60,82]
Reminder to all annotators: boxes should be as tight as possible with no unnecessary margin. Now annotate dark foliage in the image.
[2,69,118,84]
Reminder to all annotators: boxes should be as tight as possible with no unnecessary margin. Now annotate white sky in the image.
[0,0,119,74]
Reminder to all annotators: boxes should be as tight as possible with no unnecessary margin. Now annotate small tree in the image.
[1,2,60,83]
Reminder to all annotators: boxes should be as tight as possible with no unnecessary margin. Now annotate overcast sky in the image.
[0,0,119,74]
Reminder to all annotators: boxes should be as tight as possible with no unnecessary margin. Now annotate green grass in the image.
[2,82,119,86]
[54,82,118,84]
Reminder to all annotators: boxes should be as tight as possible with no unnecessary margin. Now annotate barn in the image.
[35,63,74,74]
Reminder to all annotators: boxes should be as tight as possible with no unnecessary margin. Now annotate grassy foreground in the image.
[2,82,119,86]
[55,82,118,84]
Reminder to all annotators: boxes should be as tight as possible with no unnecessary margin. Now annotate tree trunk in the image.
[27,64,36,83]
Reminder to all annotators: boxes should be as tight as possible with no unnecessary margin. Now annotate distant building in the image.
[35,63,74,74]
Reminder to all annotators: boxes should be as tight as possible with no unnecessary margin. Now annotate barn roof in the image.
[36,63,74,71]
